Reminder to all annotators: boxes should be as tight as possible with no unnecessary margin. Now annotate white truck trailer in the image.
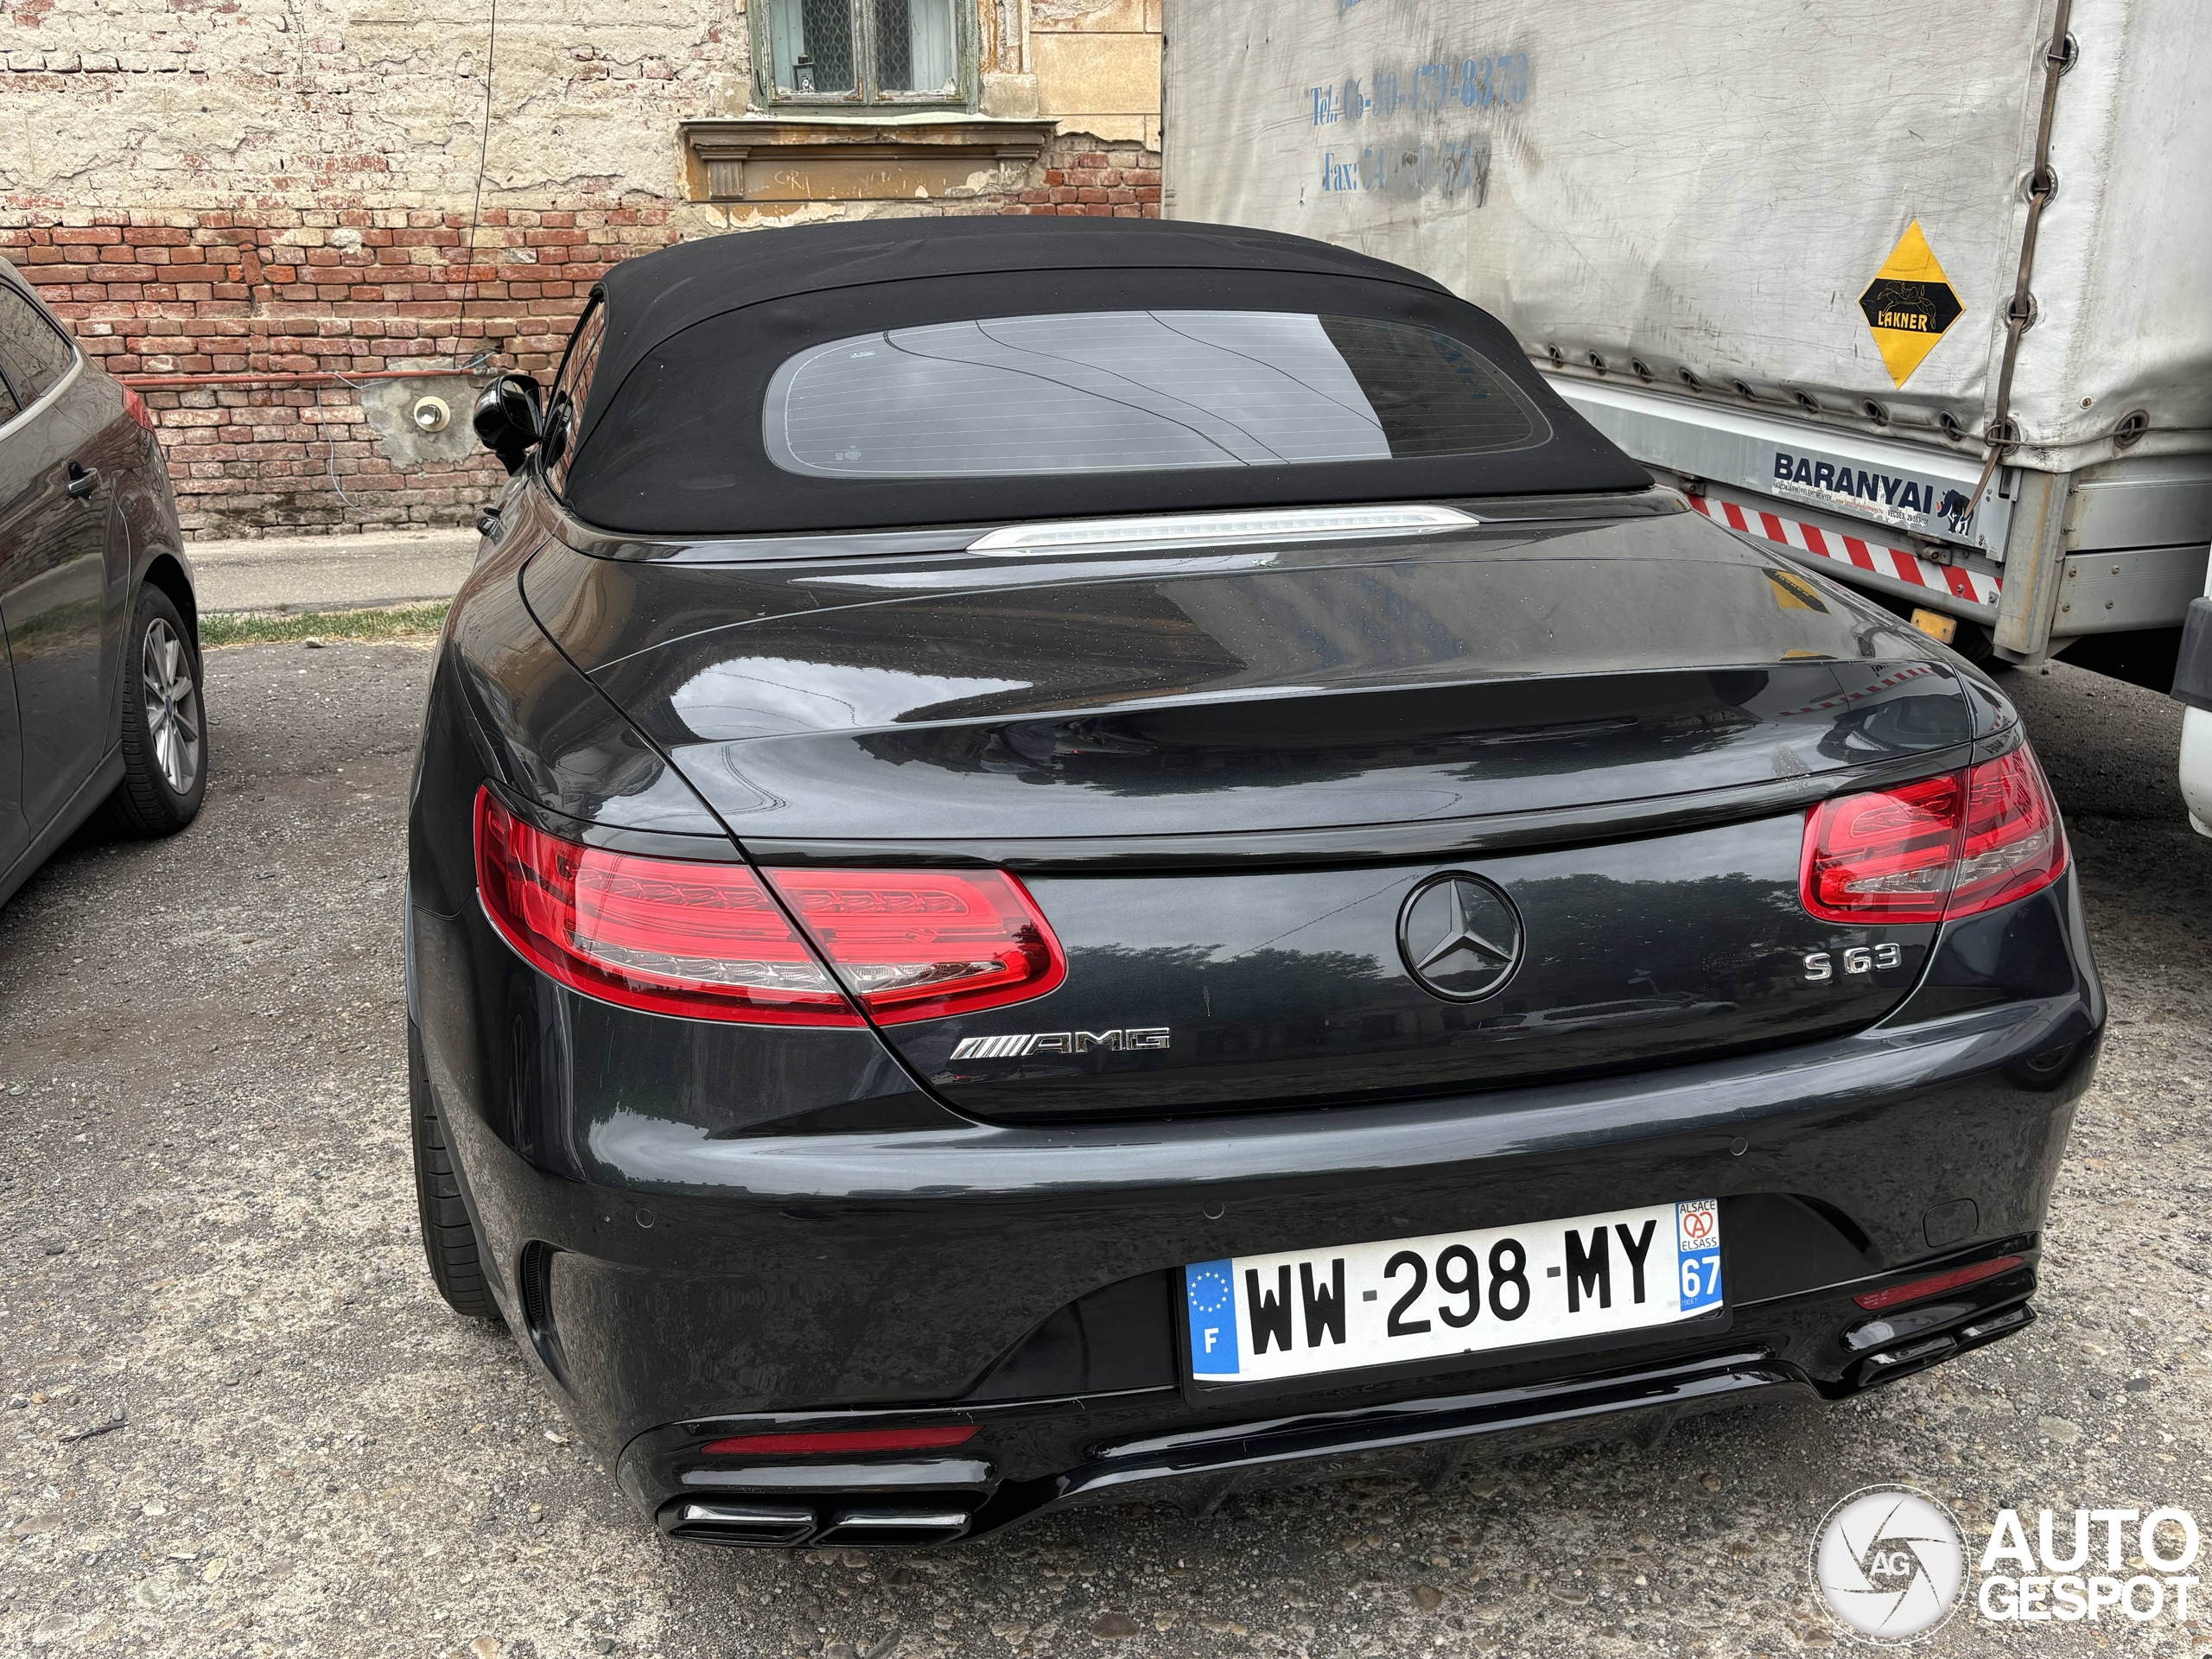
[1161,0,2212,831]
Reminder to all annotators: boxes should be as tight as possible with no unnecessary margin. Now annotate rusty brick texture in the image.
[1,18,1158,539]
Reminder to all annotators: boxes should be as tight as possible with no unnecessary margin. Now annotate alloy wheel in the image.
[141,616,202,795]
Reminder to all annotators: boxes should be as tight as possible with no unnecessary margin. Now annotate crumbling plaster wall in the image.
[5,0,737,219]
[1,0,1160,538]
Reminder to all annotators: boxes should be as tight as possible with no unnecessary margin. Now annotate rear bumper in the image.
[642,1295,2040,1548]
[416,872,2100,1536]
[2177,597,2212,835]
[2183,705,2212,836]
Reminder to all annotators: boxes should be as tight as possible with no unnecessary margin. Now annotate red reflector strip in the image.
[700,1425,979,1457]
[1685,486,2003,608]
[1852,1255,2024,1312]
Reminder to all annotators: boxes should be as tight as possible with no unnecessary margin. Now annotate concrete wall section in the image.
[1032,0,1163,148]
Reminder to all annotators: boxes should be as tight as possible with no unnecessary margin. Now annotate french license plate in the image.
[1183,1199,1722,1385]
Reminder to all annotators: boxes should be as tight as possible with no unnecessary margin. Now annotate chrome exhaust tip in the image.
[666,1500,817,1547]
[1853,1302,2035,1390]
[658,1497,977,1548]
[814,1506,973,1548]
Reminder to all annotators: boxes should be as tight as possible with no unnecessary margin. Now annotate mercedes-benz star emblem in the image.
[1398,873,1523,1001]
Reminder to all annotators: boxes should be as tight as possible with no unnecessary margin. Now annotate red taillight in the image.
[473,790,1065,1027]
[474,790,861,1026]
[1949,747,2065,916]
[763,867,1065,1026]
[700,1425,978,1457]
[1801,772,1962,924]
[1853,1254,2024,1311]
[1800,745,2066,925]
[121,385,156,434]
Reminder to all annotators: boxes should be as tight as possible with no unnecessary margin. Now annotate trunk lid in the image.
[529,505,1994,1117]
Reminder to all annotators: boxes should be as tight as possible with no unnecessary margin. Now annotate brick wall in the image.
[1,2,1160,542]
[1017,141,1163,217]
[2,207,681,539]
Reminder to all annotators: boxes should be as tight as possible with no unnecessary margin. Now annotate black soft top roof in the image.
[563,218,1647,537]
[588,217,1443,416]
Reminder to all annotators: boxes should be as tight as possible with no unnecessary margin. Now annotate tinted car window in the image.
[0,283,78,406]
[544,299,606,494]
[762,311,1548,479]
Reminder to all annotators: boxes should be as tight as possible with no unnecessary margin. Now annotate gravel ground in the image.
[1,641,2207,1659]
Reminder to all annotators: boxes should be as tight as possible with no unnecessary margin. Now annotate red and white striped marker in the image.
[1688,491,2002,610]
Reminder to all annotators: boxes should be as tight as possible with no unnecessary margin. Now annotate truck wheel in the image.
[1951,620,2005,669]
[100,585,207,836]
[411,1030,501,1321]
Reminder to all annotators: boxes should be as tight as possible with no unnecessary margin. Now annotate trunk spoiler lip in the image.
[733,730,2012,874]
[963,505,1479,556]
[547,486,1687,566]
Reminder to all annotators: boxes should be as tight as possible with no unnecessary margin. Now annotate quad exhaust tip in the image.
[667,1499,973,1549]
[669,1501,814,1546]
[1854,1301,2034,1389]
[817,1508,973,1548]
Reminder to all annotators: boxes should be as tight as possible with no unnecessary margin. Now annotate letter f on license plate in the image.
[1184,1198,1725,1385]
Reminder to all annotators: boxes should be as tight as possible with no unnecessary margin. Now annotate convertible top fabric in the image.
[562,218,1649,536]
[588,218,1427,422]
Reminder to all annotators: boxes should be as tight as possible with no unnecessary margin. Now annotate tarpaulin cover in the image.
[1161,0,2212,474]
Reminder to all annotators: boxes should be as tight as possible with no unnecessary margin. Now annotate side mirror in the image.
[473,373,543,474]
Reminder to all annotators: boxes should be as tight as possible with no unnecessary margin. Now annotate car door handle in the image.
[65,462,101,499]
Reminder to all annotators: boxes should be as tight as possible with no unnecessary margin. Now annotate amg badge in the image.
[950,1028,1171,1060]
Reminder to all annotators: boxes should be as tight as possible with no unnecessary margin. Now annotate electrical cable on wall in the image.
[452,0,500,374]
[327,369,378,516]
[314,0,498,518]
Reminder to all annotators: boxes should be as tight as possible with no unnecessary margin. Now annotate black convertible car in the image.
[406,219,2099,1548]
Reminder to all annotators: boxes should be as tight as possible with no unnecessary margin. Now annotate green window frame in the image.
[751,0,976,109]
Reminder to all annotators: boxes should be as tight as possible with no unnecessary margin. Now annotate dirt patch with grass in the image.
[200,603,448,650]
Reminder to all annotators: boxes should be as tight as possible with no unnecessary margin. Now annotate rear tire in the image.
[411,1029,501,1321]
[99,584,207,836]
[1951,620,2004,670]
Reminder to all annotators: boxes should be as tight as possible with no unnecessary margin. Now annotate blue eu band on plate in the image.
[1185,1198,1724,1385]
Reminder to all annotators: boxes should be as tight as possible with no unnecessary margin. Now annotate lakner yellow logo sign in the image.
[1858,220,1963,386]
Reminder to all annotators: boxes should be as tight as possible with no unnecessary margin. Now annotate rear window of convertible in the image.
[760,311,1551,479]
[557,269,1647,536]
